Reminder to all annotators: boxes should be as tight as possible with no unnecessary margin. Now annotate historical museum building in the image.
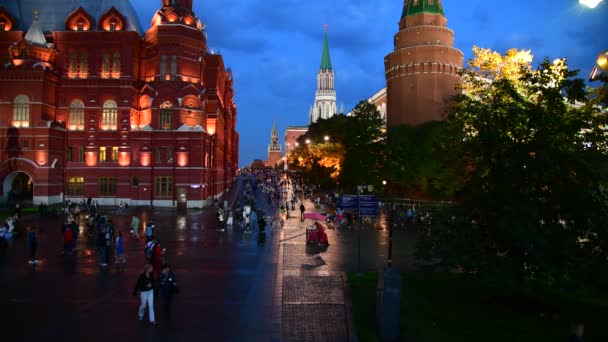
[385,0,463,126]
[0,0,239,208]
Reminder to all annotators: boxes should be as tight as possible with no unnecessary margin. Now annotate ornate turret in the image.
[310,25,337,124]
[9,9,56,68]
[266,121,282,167]
[384,0,463,126]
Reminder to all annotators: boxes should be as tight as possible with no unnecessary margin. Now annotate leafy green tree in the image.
[288,101,385,192]
[384,121,465,199]
[417,57,608,291]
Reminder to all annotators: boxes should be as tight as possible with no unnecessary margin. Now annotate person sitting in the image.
[314,222,330,245]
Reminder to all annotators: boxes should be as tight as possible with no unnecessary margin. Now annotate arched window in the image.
[68,52,78,78]
[101,100,118,130]
[13,95,29,128]
[112,52,120,79]
[101,52,110,79]
[159,101,173,130]
[79,52,88,78]
[69,100,85,130]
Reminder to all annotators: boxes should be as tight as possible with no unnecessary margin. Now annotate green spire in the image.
[402,0,445,19]
[320,26,332,71]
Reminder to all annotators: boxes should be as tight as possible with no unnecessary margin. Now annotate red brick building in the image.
[0,0,238,208]
[385,0,463,126]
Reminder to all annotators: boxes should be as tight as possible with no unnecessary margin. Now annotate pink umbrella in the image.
[304,212,327,221]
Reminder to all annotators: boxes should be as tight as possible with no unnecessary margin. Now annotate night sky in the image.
[131,0,607,167]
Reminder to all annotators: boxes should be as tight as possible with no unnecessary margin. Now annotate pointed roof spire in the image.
[320,25,332,71]
[24,8,48,47]
[402,0,445,19]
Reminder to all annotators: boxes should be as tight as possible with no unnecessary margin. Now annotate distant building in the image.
[384,0,463,126]
[309,26,338,124]
[346,87,387,121]
[284,125,309,156]
[0,0,239,208]
[266,122,282,167]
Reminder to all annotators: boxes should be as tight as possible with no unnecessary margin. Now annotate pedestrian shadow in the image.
[306,245,329,256]
[301,255,327,270]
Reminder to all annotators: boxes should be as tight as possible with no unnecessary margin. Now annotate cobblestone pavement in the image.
[0,177,283,342]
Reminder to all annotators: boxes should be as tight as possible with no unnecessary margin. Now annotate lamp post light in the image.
[305,139,311,145]
[324,135,330,142]
[590,51,608,82]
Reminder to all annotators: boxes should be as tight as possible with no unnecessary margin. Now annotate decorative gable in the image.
[98,6,127,32]
[65,6,95,31]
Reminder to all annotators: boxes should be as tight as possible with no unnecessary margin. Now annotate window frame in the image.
[101,100,118,130]
[155,176,173,197]
[99,177,117,196]
[12,95,30,128]
[67,176,85,196]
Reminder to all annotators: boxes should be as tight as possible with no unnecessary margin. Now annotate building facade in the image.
[309,27,338,124]
[384,0,463,126]
[266,122,282,167]
[0,0,238,208]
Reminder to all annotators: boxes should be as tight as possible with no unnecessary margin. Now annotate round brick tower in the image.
[385,0,464,126]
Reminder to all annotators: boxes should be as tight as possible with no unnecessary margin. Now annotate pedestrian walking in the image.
[27,226,39,264]
[300,203,305,221]
[97,228,108,267]
[159,264,178,322]
[133,264,156,324]
[130,215,140,240]
[115,231,126,264]
[151,240,163,273]
[63,225,74,255]
[227,210,234,229]
[145,222,155,242]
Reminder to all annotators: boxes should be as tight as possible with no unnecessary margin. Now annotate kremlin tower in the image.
[384,0,464,126]
[266,122,282,167]
[309,26,338,124]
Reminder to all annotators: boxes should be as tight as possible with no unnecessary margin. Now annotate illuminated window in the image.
[155,147,162,163]
[170,55,177,79]
[76,20,84,31]
[167,147,174,164]
[68,52,78,78]
[101,52,110,78]
[69,100,85,130]
[79,52,88,78]
[99,146,107,162]
[66,147,73,162]
[99,177,116,196]
[111,146,119,162]
[78,147,85,162]
[12,95,29,128]
[160,55,167,78]
[67,176,85,196]
[109,20,117,31]
[155,176,173,197]
[111,52,120,79]
[101,100,117,130]
[160,108,173,130]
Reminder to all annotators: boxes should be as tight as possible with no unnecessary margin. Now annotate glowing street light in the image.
[589,51,608,82]
[579,0,603,8]
[305,139,311,145]
[324,135,330,142]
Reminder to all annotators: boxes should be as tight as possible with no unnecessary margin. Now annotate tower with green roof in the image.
[385,0,464,126]
[310,25,337,124]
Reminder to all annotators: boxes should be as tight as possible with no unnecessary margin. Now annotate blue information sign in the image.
[339,194,379,217]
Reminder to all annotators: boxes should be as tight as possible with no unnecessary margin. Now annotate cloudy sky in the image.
[132,0,607,167]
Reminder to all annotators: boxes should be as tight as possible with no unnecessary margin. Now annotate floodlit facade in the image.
[0,0,238,208]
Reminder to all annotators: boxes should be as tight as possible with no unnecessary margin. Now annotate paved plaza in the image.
[0,178,417,341]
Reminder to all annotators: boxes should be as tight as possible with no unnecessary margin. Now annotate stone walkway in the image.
[278,197,355,342]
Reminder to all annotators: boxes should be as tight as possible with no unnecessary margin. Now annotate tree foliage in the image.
[288,101,385,191]
[418,51,608,291]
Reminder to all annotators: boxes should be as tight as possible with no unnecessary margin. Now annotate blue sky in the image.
[131,0,607,167]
